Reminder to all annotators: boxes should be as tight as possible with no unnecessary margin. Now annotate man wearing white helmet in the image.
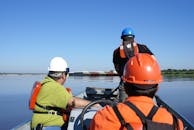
[31,57,97,129]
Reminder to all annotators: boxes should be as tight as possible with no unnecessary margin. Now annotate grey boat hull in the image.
[11,87,194,130]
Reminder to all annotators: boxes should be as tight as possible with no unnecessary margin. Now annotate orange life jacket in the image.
[89,96,183,130]
[119,42,139,58]
[29,81,41,110]
[113,101,181,130]
[29,81,72,122]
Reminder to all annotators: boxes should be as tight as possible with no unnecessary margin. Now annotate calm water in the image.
[0,75,194,130]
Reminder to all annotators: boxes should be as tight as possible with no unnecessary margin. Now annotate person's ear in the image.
[61,73,66,80]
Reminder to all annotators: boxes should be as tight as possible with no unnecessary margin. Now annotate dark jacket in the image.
[113,43,153,76]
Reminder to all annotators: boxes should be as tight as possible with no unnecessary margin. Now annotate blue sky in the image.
[0,0,194,73]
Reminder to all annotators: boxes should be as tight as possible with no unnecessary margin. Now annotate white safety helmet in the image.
[48,57,68,72]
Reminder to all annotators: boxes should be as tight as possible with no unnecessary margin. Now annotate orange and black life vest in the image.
[114,42,154,76]
[119,42,139,59]
[29,81,72,122]
[113,101,179,130]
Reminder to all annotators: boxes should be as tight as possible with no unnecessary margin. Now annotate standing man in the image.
[31,57,99,129]
[113,27,154,101]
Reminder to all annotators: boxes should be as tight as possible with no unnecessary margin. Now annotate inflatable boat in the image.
[11,87,194,130]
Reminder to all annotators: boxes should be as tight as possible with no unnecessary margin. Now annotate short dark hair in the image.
[121,35,135,41]
[123,83,158,98]
[48,71,64,80]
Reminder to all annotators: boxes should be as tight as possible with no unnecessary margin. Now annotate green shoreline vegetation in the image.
[161,69,194,78]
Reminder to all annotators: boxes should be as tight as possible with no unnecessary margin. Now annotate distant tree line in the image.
[162,69,194,78]
[162,69,194,74]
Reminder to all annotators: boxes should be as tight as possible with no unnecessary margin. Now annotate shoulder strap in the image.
[155,95,180,130]
[172,112,179,130]
[124,101,147,125]
[146,105,159,120]
[112,105,133,130]
[124,102,160,130]
[125,101,180,130]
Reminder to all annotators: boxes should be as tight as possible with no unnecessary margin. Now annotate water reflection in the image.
[163,75,194,82]
[0,75,194,130]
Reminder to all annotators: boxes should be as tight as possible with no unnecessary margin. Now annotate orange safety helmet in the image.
[122,53,163,85]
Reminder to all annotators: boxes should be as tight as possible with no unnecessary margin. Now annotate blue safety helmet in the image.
[121,27,135,39]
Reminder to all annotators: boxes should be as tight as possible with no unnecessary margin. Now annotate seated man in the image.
[31,57,99,130]
[90,53,183,130]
